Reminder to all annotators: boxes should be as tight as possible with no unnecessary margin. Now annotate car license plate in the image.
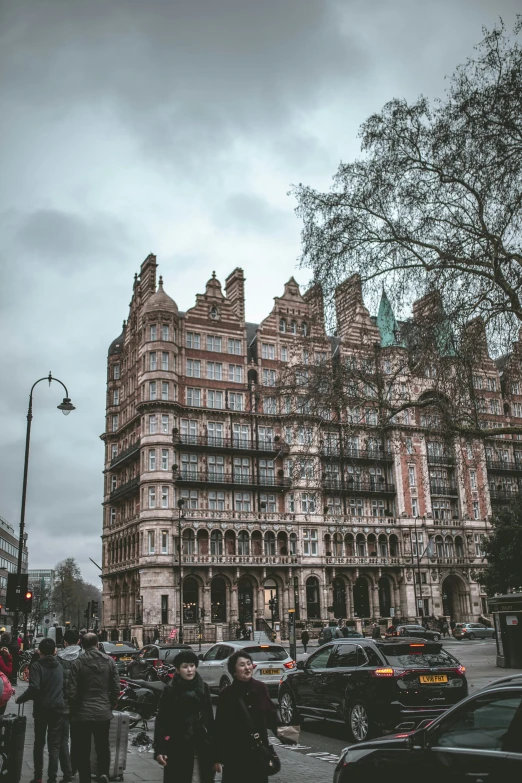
[261,668,279,675]
[420,674,448,684]
[120,656,132,661]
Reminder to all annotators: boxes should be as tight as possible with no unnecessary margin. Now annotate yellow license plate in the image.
[261,669,279,675]
[420,674,448,684]
[120,656,132,661]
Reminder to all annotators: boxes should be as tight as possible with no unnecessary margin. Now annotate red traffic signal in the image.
[22,591,33,613]
[25,592,32,600]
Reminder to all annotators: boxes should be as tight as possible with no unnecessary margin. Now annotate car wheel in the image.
[347,702,372,743]
[432,634,440,641]
[279,690,300,725]
[468,633,476,640]
[219,676,230,693]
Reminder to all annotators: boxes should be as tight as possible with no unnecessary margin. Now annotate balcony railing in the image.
[321,446,393,463]
[426,453,455,466]
[181,554,299,566]
[110,439,140,468]
[324,555,405,566]
[489,488,521,501]
[109,476,140,501]
[174,434,289,455]
[175,471,291,490]
[322,478,396,495]
[486,460,522,474]
[430,483,459,496]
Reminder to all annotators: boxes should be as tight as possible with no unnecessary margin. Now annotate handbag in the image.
[238,697,281,777]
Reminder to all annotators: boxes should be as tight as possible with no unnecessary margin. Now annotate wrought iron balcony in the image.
[321,446,393,463]
[489,488,521,502]
[430,483,459,496]
[324,555,404,566]
[427,453,455,466]
[110,439,140,469]
[174,433,289,456]
[181,554,299,566]
[109,476,140,501]
[486,460,522,474]
[322,477,396,496]
[174,470,291,490]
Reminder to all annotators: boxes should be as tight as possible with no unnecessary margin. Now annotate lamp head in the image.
[177,498,185,510]
[57,397,75,416]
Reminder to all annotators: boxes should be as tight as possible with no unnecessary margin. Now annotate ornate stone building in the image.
[101,254,519,642]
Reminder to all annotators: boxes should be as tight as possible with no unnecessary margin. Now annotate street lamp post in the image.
[13,373,75,637]
[177,498,185,644]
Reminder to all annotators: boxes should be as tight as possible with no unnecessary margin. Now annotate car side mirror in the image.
[407,729,427,750]
[296,660,305,670]
[198,654,204,661]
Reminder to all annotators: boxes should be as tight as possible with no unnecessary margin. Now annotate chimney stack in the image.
[225,268,246,322]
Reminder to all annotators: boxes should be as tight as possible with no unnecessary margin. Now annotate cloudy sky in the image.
[0,0,519,587]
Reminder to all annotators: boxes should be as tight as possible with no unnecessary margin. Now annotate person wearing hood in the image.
[68,632,120,783]
[16,637,65,783]
[57,629,83,782]
[154,650,217,783]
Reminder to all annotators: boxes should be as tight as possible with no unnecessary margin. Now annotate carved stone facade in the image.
[101,254,519,641]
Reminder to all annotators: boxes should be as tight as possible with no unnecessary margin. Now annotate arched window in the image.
[264,531,276,556]
[210,530,223,556]
[324,533,331,556]
[435,535,444,558]
[279,318,286,333]
[277,531,288,555]
[302,322,308,336]
[344,534,354,557]
[367,534,377,556]
[290,320,297,334]
[455,536,464,558]
[356,533,366,557]
[238,531,249,556]
[183,577,199,623]
[289,533,297,555]
[378,534,388,558]
[306,576,320,619]
[182,529,195,555]
[211,577,226,621]
[333,533,343,557]
[251,531,262,556]
[445,535,454,558]
[389,534,399,557]
[225,530,235,555]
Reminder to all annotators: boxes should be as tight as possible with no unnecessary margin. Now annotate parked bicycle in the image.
[17,650,33,682]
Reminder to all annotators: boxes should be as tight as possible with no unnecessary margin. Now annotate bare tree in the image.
[294,20,522,353]
[52,558,101,626]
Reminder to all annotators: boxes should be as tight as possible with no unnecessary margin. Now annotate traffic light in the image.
[91,601,98,618]
[84,601,91,621]
[23,591,33,613]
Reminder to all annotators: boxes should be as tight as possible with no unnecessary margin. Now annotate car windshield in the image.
[242,646,288,661]
[379,643,459,668]
[105,644,135,654]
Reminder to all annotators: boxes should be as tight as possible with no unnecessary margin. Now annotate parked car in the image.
[452,622,496,640]
[385,624,441,641]
[198,641,295,695]
[333,677,522,782]
[125,643,192,679]
[98,642,139,673]
[278,638,467,742]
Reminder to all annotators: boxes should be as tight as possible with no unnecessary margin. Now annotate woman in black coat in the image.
[214,650,291,783]
[154,650,217,783]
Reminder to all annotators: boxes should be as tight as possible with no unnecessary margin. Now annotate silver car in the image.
[452,622,496,640]
[198,641,296,695]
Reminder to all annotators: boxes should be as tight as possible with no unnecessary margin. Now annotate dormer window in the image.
[210,306,219,320]
[279,318,286,333]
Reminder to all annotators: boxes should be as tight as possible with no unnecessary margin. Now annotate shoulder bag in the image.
[238,697,281,777]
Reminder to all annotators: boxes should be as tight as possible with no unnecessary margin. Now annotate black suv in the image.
[385,624,441,641]
[278,638,467,742]
[334,678,522,782]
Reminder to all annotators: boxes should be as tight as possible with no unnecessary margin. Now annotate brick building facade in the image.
[101,254,515,642]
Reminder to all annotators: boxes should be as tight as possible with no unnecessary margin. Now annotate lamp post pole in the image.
[13,373,75,636]
[177,498,185,644]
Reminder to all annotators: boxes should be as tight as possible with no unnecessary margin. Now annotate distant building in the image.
[0,515,28,629]
[28,569,55,591]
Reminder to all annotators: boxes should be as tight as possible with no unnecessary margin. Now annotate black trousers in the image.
[59,715,73,778]
[73,720,110,783]
[34,711,63,782]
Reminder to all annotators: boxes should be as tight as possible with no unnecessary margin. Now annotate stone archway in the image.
[441,574,470,622]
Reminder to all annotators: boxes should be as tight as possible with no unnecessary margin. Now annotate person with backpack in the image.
[15,637,65,783]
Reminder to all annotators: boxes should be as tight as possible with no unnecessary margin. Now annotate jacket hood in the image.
[39,655,60,669]
[58,645,82,660]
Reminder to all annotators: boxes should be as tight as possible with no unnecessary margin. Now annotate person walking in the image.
[16,638,65,783]
[68,632,120,783]
[0,634,13,680]
[154,650,216,783]
[214,650,294,783]
[371,623,381,639]
[442,620,449,638]
[57,629,82,782]
[300,629,310,654]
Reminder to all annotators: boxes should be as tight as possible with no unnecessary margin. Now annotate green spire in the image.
[377,289,402,347]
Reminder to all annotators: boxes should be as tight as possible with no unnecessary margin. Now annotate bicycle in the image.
[17,650,32,682]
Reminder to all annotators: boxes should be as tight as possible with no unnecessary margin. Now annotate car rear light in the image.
[283,661,296,669]
[372,667,395,677]
[456,665,466,675]
[111,655,118,660]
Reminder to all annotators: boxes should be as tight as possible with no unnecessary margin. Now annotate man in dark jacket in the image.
[68,633,120,783]
[57,629,82,781]
[16,637,65,783]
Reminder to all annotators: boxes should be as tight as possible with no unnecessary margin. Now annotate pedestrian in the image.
[7,632,20,686]
[154,650,217,783]
[235,624,241,641]
[450,619,456,634]
[214,650,295,783]
[0,633,13,681]
[57,629,83,782]
[68,632,120,783]
[300,629,310,653]
[442,621,449,638]
[171,626,178,643]
[16,637,65,783]
[371,623,381,639]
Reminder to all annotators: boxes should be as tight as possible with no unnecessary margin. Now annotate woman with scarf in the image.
[214,650,293,783]
[154,650,217,783]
